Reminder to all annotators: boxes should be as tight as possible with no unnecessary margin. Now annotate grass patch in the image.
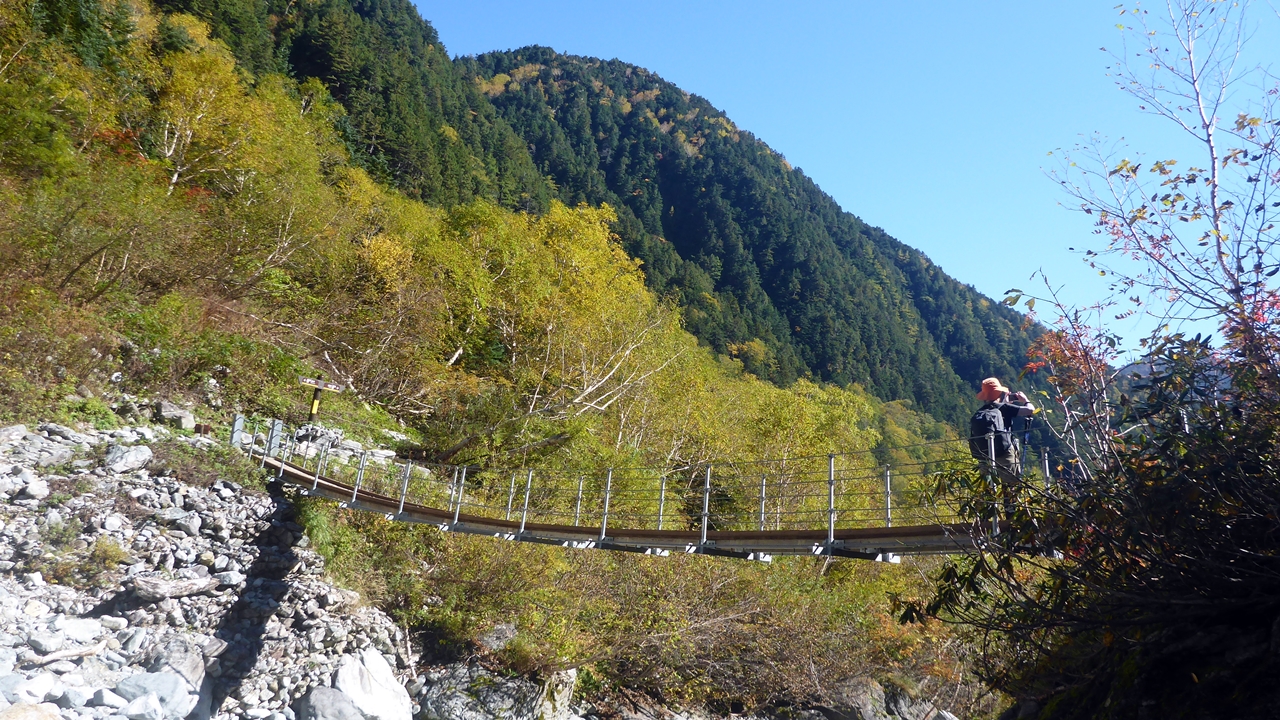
[46,492,72,507]
[49,475,97,497]
[40,537,131,588]
[149,438,265,490]
[57,396,121,430]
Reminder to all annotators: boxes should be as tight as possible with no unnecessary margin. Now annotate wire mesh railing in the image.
[229,415,1074,546]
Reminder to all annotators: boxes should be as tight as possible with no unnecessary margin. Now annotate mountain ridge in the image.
[457,46,1043,425]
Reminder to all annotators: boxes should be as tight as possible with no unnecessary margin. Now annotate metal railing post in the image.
[573,476,584,526]
[505,472,517,521]
[599,469,613,542]
[397,462,412,515]
[230,415,245,448]
[519,469,533,535]
[247,420,259,461]
[827,455,836,546]
[446,467,459,513]
[884,465,892,528]
[451,466,468,525]
[260,421,277,469]
[657,475,666,530]
[269,419,283,457]
[312,440,329,492]
[321,441,333,477]
[758,475,767,532]
[351,451,368,503]
[701,466,711,546]
[276,437,294,481]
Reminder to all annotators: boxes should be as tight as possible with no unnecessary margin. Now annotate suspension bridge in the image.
[230,416,1058,562]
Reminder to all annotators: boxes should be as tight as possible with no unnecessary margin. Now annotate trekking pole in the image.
[987,432,998,535]
[1021,415,1031,479]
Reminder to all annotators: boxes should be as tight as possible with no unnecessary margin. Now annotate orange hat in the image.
[978,377,1009,402]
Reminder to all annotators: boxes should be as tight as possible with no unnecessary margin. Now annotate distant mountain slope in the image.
[458,48,1041,425]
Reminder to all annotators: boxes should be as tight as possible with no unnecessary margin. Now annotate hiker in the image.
[969,377,1035,483]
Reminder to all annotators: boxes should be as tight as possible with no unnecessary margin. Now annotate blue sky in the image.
[418,1,1279,347]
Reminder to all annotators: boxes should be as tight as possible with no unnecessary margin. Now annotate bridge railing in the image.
[230,416,1066,537]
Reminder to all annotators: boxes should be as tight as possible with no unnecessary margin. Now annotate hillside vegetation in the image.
[0,0,996,713]
[140,0,1040,427]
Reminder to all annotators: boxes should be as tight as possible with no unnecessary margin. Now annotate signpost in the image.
[300,376,342,421]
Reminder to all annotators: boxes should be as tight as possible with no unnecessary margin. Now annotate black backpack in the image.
[969,402,1014,458]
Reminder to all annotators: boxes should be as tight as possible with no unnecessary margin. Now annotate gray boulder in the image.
[538,669,577,720]
[294,686,364,720]
[332,648,411,720]
[89,688,128,709]
[0,426,26,444]
[823,676,891,720]
[55,686,90,709]
[184,676,213,720]
[417,663,543,720]
[113,672,195,720]
[812,676,961,720]
[0,673,24,702]
[213,571,245,587]
[26,632,62,654]
[146,636,205,690]
[883,681,959,720]
[476,623,516,652]
[18,479,49,501]
[175,513,201,536]
[153,507,190,524]
[11,673,58,705]
[35,448,73,467]
[104,444,153,474]
[121,693,166,720]
[61,618,103,644]
[154,402,195,431]
[40,423,90,445]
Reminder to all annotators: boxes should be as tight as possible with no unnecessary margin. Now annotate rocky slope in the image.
[0,420,418,720]
[0,418,960,720]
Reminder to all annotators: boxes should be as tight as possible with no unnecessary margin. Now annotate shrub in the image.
[58,395,120,429]
[40,518,82,549]
[87,536,130,567]
[41,537,130,588]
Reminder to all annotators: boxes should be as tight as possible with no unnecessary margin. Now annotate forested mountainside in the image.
[457,48,1044,424]
[66,0,1042,425]
[152,0,553,207]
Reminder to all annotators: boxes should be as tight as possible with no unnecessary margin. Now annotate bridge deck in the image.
[264,455,978,561]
